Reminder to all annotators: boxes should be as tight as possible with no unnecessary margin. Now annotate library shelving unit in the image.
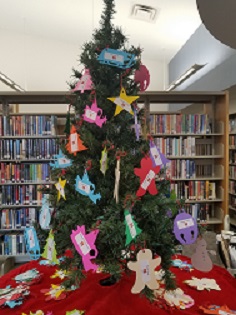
[229,102,236,229]
[0,91,229,261]
[0,92,70,262]
[138,91,229,231]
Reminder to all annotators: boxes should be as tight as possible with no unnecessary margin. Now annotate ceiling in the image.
[0,0,201,62]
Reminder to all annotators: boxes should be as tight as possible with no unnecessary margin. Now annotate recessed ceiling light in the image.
[130,4,159,23]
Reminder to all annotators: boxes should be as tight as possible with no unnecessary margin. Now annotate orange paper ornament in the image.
[65,125,87,156]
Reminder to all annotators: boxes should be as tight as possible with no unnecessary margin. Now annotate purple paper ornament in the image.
[149,141,170,167]
[71,69,93,93]
[174,211,198,245]
[134,64,150,91]
[82,98,107,127]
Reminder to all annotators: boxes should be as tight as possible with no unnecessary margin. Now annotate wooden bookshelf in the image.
[137,91,229,231]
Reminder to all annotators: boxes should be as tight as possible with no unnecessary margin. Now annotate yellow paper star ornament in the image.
[55,177,66,201]
[107,87,139,116]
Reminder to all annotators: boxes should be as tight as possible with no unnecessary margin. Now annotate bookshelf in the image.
[138,91,229,231]
[229,100,236,230]
[0,93,69,262]
[0,91,229,261]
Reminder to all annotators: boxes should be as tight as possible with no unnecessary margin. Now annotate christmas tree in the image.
[47,0,180,299]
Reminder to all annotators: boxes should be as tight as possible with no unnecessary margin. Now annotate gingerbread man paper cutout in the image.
[127,248,161,294]
[65,125,87,156]
[70,225,99,272]
[134,156,160,196]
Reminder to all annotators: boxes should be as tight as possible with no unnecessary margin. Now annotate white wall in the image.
[0,29,168,113]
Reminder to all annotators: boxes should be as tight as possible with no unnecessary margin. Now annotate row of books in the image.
[229,135,236,146]
[169,159,213,179]
[170,181,216,200]
[229,195,236,208]
[0,185,44,205]
[229,180,236,195]
[229,166,236,179]
[0,139,60,160]
[1,163,50,183]
[0,115,57,136]
[230,151,236,164]
[149,113,211,135]
[0,208,38,229]
[184,203,213,222]
[154,137,196,156]
[0,234,26,255]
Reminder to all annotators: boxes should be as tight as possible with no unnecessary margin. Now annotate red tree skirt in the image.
[0,255,236,315]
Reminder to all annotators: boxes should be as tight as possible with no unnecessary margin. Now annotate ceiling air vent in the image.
[131,4,159,23]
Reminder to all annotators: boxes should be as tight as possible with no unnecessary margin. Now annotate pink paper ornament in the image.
[71,69,93,93]
[134,64,150,91]
[82,98,107,127]
[70,225,99,272]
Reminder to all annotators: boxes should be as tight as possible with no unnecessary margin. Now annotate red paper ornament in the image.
[134,64,150,91]
[134,156,160,196]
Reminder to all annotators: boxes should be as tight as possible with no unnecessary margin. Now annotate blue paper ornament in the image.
[39,195,52,230]
[24,227,41,260]
[75,171,101,204]
[97,48,136,69]
[50,149,72,169]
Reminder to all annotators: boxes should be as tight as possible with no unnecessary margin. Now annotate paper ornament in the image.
[50,149,72,169]
[114,158,121,203]
[83,98,107,127]
[75,171,101,204]
[66,311,85,315]
[40,284,67,301]
[191,238,213,272]
[124,209,142,246]
[97,48,136,69]
[172,259,193,272]
[0,285,30,308]
[127,249,161,294]
[107,87,139,116]
[134,156,160,197]
[15,269,42,285]
[55,177,66,201]
[65,125,87,156]
[149,141,170,167]
[70,225,99,272]
[71,69,93,93]
[22,311,53,315]
[50,269,69,280]
[39,195,52,230]
[184,277,220,291]
[155,269,165,283]
[163,288,194,309]
[24,227,40,260]
[39,260,57,266]
[100,147,108,175]
[199,305,236,315]
[134,108,141,141]
[134,64,150,91]
[41,230,59,264]
[173,211,198,245]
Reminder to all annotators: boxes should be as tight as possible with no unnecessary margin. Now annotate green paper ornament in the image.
[124,209,142,246]
[41,229,59,264]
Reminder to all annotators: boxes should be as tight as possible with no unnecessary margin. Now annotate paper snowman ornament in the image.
[127,249,161,294]
[174,211,198,245]
[191,237,213,272]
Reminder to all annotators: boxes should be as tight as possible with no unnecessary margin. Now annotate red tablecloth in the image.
[0,255,235,315]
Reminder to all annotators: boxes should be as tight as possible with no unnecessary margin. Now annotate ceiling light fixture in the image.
[166,64,206,91]
[0,71,25,92]
[131,4,159,23]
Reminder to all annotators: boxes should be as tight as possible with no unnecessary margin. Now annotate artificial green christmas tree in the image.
[48,0,180,299]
